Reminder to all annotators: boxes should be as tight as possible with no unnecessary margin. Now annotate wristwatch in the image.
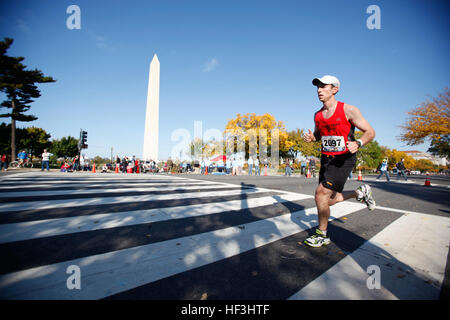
[356,139,363,148]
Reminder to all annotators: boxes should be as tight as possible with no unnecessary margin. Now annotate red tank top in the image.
[314,101,355,156]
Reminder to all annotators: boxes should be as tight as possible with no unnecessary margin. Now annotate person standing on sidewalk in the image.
[247,156,253,175]
[284,158,292,176]
[303,75,376,248]
[72,155,80,172]
[309,156,317,178]
[254,157,260,176]
[1,153,8,171]
[41,149,50,171]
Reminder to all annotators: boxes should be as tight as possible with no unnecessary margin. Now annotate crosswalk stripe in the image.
[0,186,270,212]
[0,201,365,299]
[0,181,216,192]
[0,193,312,244]
[289,210,450,300]
[0,183,240,199]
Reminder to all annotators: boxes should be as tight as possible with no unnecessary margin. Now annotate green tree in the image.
[428,135,449,158]
[0,38,56,160]
[50,136,79,158]
[346,131,382,170]
[93,156,110,166]
[357,140,383,169]
[20,126,52,160]
[0,122,51,160]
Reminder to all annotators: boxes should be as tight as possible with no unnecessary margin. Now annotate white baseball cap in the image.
[312,75,340,88]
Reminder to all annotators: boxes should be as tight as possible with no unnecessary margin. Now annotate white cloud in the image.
[85,28,116,52]
[17,19,31,34]
[203,58,218,72]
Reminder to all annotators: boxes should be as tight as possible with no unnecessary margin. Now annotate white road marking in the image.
[0,201,365,299]
[289,210,450,300]
[0,193,312,244]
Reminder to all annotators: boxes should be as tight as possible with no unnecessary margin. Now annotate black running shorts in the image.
[319,152,357,193]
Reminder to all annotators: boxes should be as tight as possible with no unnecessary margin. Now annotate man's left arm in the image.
[344,104,376,154]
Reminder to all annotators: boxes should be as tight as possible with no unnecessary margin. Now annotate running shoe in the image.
[356,184,376,211]
[304,229,331,247]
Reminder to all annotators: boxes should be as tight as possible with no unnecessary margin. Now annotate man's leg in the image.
[315,184,332,231]
[402,170,408,181]
[315,184,357,231]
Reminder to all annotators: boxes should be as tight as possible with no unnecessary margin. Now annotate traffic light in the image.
[80,130,88,149]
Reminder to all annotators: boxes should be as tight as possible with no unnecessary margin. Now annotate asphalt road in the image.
[181,173,450,217]
[0,169,448,304]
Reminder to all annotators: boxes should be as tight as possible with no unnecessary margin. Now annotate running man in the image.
[303,75,376,247]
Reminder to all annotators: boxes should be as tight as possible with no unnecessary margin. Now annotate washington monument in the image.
[143,54,160,161]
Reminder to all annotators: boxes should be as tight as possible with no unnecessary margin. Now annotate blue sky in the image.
[0,0,449,160]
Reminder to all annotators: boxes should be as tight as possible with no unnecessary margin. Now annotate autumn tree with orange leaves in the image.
[399,88,450,157]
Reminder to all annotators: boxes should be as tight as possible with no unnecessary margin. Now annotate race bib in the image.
[321,136,346,153]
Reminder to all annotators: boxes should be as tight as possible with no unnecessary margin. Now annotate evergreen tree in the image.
[0,38,56,160]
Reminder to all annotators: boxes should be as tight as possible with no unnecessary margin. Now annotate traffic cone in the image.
[424,174,431,186]
[205,166,208,175]
[357,169,363,181]
[306,168,311,178]
[92,163,96,173]
[115,164,119,173]
[264,165,267,176]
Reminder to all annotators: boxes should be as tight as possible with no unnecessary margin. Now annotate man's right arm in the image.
[304,127,320,143]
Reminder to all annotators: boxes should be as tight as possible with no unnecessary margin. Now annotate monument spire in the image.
[143,54,160,161]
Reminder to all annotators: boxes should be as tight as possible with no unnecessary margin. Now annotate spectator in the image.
[1,153,8,171]
[301,158,307,176]
[309,157,316,177]
[200,158,205,174]
[396,158,408,181]
[238,157,243,175]
[284,158,292,176]
[134,158,139,173]
[121,156,128,173]
[376,158,390,182]
[61,161,70,172]
[231,156,237,175]
[101,163,108,173]
[18,150,27,167]
[72,155,80,172]
[167,158,173,173]
[248,157,253,175]
[254,157,260,176]
[41,149,50,172]
[226,158,232,174]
